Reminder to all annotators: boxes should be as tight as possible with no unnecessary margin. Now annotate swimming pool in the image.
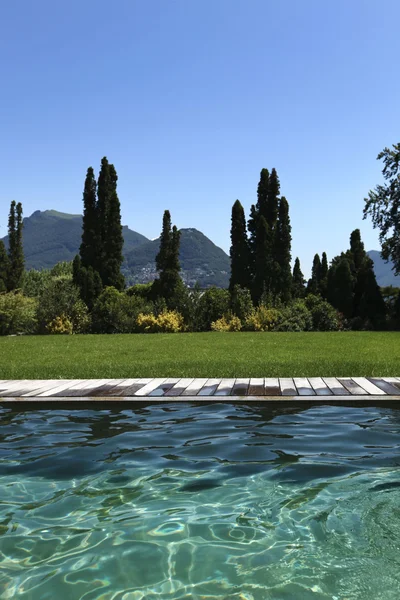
[0,402,399,599]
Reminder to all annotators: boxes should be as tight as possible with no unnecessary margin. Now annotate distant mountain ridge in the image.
[3,210,395,290]
[367,251,400,288]
[1,209,230,288]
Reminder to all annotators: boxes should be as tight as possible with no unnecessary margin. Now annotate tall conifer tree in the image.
[155,211,182,304]
[319,252,328,298]
[0,240,9,292]
[307,254,321,295]
[229,200,251,292]
[253,216,272,303]
[7,201,24,290]
[292,257,305,298]
[102,163,124,290]
[80,167,99,270]
[266,168,280,229]
[273,196,292,301]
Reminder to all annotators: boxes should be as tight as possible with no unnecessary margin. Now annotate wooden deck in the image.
[0,377,400,400]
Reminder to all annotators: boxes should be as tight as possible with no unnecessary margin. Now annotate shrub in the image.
[92,287,154,333]
[275,301,313,332]
[245,306,281,331]
[195,287,230,331]
[304,294,340,331]
[211,314,242,332]
[230,285,254,321]
[137,310,185,333]
[46,314,73,334]
[37,275,81,333]
[0,292,38,335]
[70,299,91,333]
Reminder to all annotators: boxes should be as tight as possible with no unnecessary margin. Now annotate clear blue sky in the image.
[1,0,399,276]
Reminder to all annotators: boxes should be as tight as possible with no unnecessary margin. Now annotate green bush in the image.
[230,285,254,321]
[304,294,340,331]
[0,292,38,335]
[195,287,230,331]
[37,275,82,333]
[275,301,313,332]
[92,287,154,333]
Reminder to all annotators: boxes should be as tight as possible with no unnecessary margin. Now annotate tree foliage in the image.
[7,201,24,290]
[363,143,400,275]
[229,200,251,292]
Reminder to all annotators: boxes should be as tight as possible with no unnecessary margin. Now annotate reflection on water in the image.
[1,403,400,599]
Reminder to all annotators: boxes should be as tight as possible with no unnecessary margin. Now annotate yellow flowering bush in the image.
[136,310,185,333]
[211,314,242,332]
[245,306,281,331]
[46,314,73,334]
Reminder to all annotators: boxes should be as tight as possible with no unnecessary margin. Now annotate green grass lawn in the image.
[0,332,399,379]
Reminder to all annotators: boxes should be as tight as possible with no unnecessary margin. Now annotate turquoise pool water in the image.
[1,403,400,599]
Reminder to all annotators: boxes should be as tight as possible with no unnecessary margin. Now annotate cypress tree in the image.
[80,167,99,270]
[266,168,280,229]
[257,168,270,221]
[307,254,321,295]
[273,197,292,301]
[349,229,385,323]
[292,257,305,298]
[155,211,182,304]
[7,201,24,290]
[354,257,386,326]
[102,163,124,290]
[229,200,251,292]
[0,240,10,292]
[327,256,354,318]
[319,252,328,298]
[253,216,272,304]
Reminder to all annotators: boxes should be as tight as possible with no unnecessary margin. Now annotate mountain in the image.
[1,210,231,288]
[367,250,400,288]
[1,210,149,270]
[125,228,230,288]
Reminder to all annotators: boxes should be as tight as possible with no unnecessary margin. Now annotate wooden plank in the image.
[294,378,316,396]
[383,378,400,391]
[351,377,386,395]
[308,377,333,396]
[279,378,296,396]
[197,378,221,396]
[87,379,127,397]
[338,378,369,395]
[134,379,165,396]
[265,378,281,395]
[214,378,236,396]
[248,378,264,396]
[369,378,400,395]
[322,378,351,396]
[0,380,34,394]
[52,379,108,397]
[180,378,208,396]
[164,378,194,397]
[149,378,180,396]
[114,379,152,396]
[231,378,250,396]
[39,380,106,397]
[2,394,399,403]
[22,380,70,397]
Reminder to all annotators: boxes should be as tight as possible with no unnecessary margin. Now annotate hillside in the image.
[1,210,230,288]
[125,228,230,288]
[367,251,400,288]
[1,210,149,270]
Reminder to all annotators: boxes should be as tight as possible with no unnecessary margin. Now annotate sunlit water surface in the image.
[1,403,400,600]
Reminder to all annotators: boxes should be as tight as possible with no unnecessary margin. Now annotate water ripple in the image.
[1,403,400,599]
